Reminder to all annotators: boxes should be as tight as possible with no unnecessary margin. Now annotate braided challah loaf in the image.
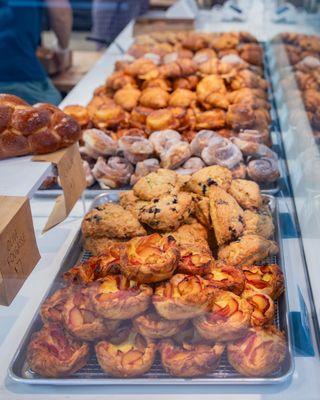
[0,94,81,159]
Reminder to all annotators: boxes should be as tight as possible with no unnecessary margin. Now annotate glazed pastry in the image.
[173,75,199,90]
[139,87,170,109]
[89,101,127,130]
[95,328,156,377]
[81,202,146,240]
[118,135,154,164]
[244,292,275,327]
[129,106,153,129]
[120,233,180,283]
[27,323,89,378]
[160,141,192,169]
[92,156,134,189]
[63,105,90,127]
[89,275,152,319]
[113,86,141,111]
[124,58,158,78]
[201,137,243,169]
[238,43,264,66]
[209,186,244,246]
[193,48,217,64]
[40,287,73,324]
[63,251,122,284]
[141,77,171,91]
[82,129,117,158]
[106,70,136,90]
[83,236,124,257]
[153,274,213,319]
[159,338,224,377]
[62,288,120,341]
[243,209,274,239]
[138,192,194,232]
[175,157,205,175]
[228,179,262,210]
[205,263,245,295]
[226,103,256,130]
[82,161,95,187]
[195,109,226,130]
[242,264,284,300]
[218,235,279,267]
[230,69,268,91]
[187,165,233,195]
[177,243,213,276]
[230,138,277,159]
[169,88,196,108]
[194,289,252,342]
[115,127,147,139]
[148,129,181,155]
[146,109,179,132]
[247,158,280,183]
[227,326,287,377]
[238,129,270,145]
[133,310,187,339]
[196,75,228,110]
[231,163,247,179]
[133,169,185,201]
[190,130,218,156]
[130,158,160,185]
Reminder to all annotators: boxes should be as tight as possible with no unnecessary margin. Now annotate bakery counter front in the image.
[1,15,320,400]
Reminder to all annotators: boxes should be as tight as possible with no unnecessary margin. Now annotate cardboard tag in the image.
[33,143,86,231]
[0,196,40,306]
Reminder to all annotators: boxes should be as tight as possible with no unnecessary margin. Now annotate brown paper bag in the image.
[0,196,40,306]
[33,143,86,232]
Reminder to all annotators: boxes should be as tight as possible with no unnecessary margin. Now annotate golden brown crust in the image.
[62,288,120,341]
[81,203,146,239]
[218,235,279,267]
[168,220,208,246]
[194,195,211,227]
[82,237,125,257]
[27,323,90,378]
[95,328,156,377]
[159,339,225,377]
[138,192,195,232]
[40,287,73,324]
[242,264,284,300]
[133,310,187,339]
[243,292,275,327]
[205,263,245,295]
[228,179,262,210]
[243,209,274,239]
[227,326,287,377]
[89,275,152,319]
[177,243,214,276]
[209,186,244,246]
[187,165,233,195]
[153,274,213,319]
[120,234,180,283]
[194,290,253,342]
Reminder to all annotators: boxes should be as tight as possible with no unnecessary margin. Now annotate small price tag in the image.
[33,143,86,231]
[0,196,40,306]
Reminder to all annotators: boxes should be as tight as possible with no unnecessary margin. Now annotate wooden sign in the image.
[0,196,40,306]
[33,143,86,231]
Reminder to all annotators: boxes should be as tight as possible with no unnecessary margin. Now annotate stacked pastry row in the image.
[58,30,280,189]
[27,167,287,379]
[273,33,320,141]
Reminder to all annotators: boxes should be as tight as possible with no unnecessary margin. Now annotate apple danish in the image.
[205,263,245,295]
[244,292,275,327]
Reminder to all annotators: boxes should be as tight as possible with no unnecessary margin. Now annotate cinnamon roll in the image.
[247,158,280,183]
[118,135,154,164]
[160,141,192,169]
[130,158,160,185]
[175,157,205,175]
[82,129,117,158]
[201,138,243,169]
[190,130,218,157]
[148,129,181,155]
[82,160,95,187]
[92,156,133,188]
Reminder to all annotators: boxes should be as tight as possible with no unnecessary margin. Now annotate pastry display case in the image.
[2,1,320,399]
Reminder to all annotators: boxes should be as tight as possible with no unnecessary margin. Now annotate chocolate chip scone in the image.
[209,186,244,246]
[82,203,147,239]
[243,209,274,239]
[138,192,195,232]
[133,169,187,201]
[228,179,262,210]
[187,165,233,196]
[119,190,147,218]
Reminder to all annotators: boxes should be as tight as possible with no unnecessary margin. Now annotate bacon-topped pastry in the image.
[62,288,120,341]
[63,250,122,285]
[153,274,213,319]
[244,292,275,327]
[242,264,284,300]
[194,290,253,342]
[205,263,245,295]
[176,243,214,276]
[119,233,180,283]
[95,326,156,377]
[133,309,187,339]
[159,330,225,377]
[227,326,287,377]
[89,275,152,319]
[27,323,89,377]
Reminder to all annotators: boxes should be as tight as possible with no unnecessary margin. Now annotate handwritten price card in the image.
[0,196,40,306]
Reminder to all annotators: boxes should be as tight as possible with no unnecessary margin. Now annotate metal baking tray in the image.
[8,193,294,385]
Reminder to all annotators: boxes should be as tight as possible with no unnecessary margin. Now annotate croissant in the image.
[238,43,264,66]
[106,71,136,90]
[230,69,268,91]
[169,88,196,108]
[193,48,217,64]
[173,75,199,90]
[92,156,133,188]
[226,103,256,130]
[196,75,229,110]
[0,94,81,159]
[139,87,170,109]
